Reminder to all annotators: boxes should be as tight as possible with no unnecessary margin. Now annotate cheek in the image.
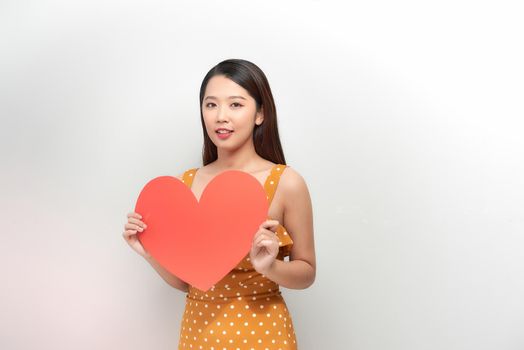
[202,110,211,121]
[202,114,214,129]
[235,112,256,129]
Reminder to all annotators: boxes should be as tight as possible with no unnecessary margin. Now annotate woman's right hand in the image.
[123,211,151,259]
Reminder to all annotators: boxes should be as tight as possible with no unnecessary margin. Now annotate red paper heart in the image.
[134,170,269,291]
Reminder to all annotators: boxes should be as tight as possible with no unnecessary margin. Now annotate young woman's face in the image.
[202,75,263,150]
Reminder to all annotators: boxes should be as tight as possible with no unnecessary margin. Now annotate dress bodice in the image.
[181,163,293,299]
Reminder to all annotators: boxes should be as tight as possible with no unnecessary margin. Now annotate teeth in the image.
[217,130,232,133]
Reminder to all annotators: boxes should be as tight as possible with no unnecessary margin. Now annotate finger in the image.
[252,229,263,240]
[128,217,147,228]
[122,229,138,238]
[258,225,278,235]
[257,239,277,249]
[127,212,143,219]
[260,229,277,239]
[254,234,266,245]
[125,223,144,232]
[260,219,279,231]
[260,219,279,229]
[252,227,276,240]
[254,232,278,246]
[262,227,277,237]
[125,223,142,231]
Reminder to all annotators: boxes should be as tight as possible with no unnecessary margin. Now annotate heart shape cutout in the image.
[134,170,269,291]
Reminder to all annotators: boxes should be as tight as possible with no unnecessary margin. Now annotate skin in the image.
[123,74,316,291]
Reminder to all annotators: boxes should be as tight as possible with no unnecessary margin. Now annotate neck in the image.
[214,138,263,172]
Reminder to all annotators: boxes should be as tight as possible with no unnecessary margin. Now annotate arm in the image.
[263,168,316,289]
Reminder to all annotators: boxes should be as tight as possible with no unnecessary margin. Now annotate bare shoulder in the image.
[280,166,310,198]
[279,166,313,235]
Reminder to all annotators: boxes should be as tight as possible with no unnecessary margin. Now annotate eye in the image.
[204,102,243,108]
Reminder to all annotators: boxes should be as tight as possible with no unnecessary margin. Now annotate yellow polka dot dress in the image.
[178,164,298,350]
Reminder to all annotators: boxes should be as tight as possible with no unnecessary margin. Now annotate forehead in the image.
[204,75,249,99]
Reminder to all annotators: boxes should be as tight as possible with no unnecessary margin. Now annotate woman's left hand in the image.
[249,219,280,275]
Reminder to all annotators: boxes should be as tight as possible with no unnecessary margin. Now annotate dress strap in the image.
[182,168,199,188]
[264,164,287,207]
[182,165,287,200]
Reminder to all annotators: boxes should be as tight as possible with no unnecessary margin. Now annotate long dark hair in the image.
[198,59,286,166]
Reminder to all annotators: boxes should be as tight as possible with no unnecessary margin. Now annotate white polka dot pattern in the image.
[177,164,297,349]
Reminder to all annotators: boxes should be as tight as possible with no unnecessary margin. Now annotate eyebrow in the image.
[204,95,247,101]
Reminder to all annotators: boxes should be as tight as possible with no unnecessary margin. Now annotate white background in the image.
[1,1,523,349]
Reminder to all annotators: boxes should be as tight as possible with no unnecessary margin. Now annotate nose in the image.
[216,105,229,123]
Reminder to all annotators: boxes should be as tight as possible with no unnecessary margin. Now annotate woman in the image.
[123,58,316,349]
